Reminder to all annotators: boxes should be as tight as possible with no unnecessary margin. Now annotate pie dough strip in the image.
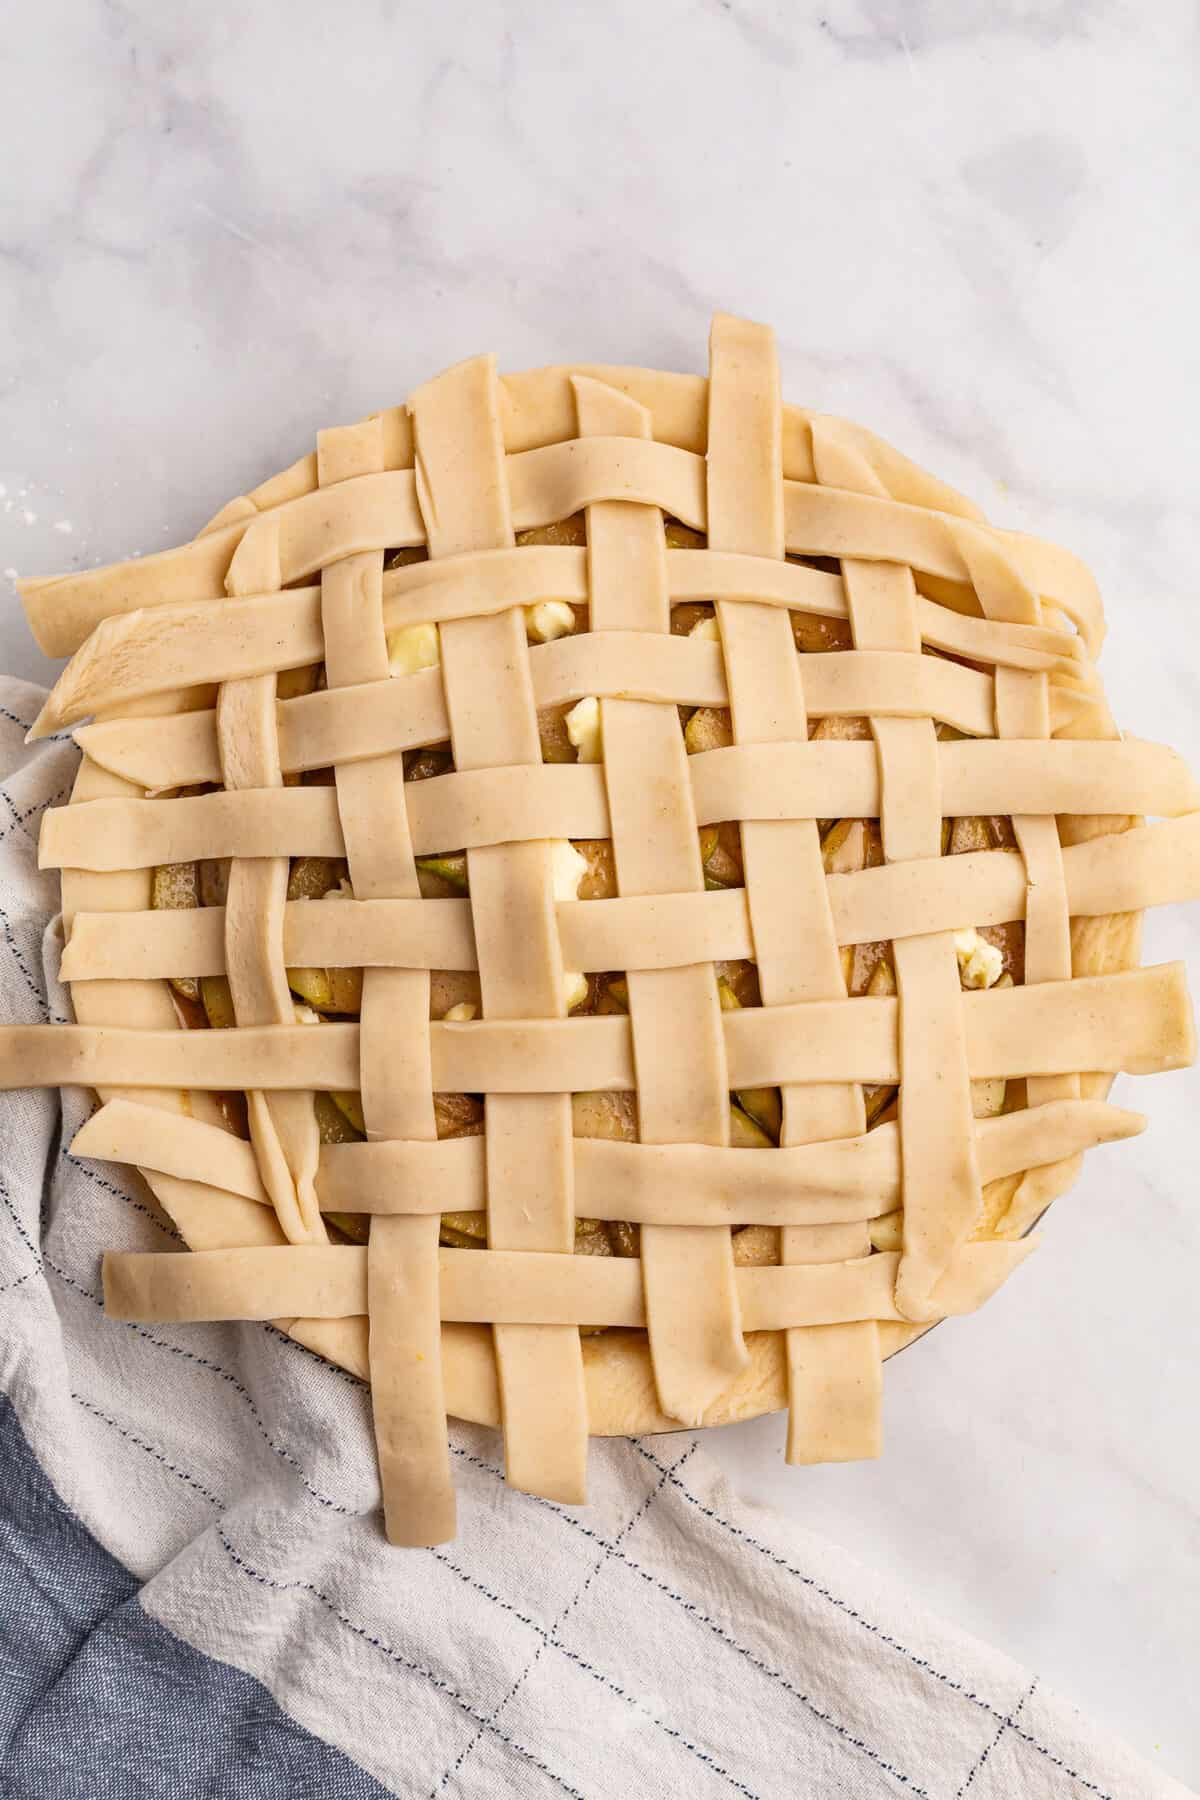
[73,1093,1145,1225]
[72,1098,270,1202]
[62,895,478,982]
[214,662,323,1247]
[384,547,1083,674]
[35,546,1081,741]
[61,812,1200,985]
[56,739,286,1259]
[103,1239,1034,1331]
[531,639,994,730]
[324,1097,1141,1219]
[70,643,1003,791]
[704,315,880,1464]
[23,517,252,657]
[955,528,1078,1129]
[576,373,746,1428]
[951,528,1130,1240]
[813,423,991,1321]
[409,353,589,1507]
[315,417,454,1549]
[38,766,612,870]
[827,813,1200,941]
[689,737,1200,827]
[44,733,1196,882]
[2,963,1192,1094]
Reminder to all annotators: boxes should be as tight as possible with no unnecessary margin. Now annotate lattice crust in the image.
[5,314,1200,1550]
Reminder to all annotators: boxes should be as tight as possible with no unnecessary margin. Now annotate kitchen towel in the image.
[0,676,1189,1800]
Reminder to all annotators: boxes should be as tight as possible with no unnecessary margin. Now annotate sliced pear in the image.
[441,1209,487,1240]
[717,977,780,1137]
[283,861,360,1012]
[327,968,363,1012]
[810,714,872,744]
[978,929,1021,985]
[287,857,347,901]
[152,861,200,910]
[822,716,873,749]
[575,1217,613,1257]
[401,747,451,786]
[733,1224,780,1265]
[864,1085,897,1128]
[730,1101,774,1149]
[664,519,705,551]
[538,705,576,764]
[384,546,429,571]
[947,815,993,856]
[199,858,231,908]
[607,1220,639,1258]
[821,818,865,874]
[599,975,629,1014]
[276,664,322,701]
[860,960,899,1124]
[790,612,852,654]
[151,861,201,1002]
[331,1090,366,1134]
[736,1086,782,1142]
[516,515,587,547]
[415,853,468,893]
[288,966,334,1010]
[684,706,733,755]
[430,971,482,1019]
[702,820,744,889]
[337,1087,485,1143]
[314,1091,363,1144]
[200,974,237,1031]
[717,959,761,1006]
[440,1224,485,1249]
[434,1092,485,1139]
[572,1090,638,1142]
[864,953,896,998]
[573,839,617,900]
[287,963,361,1015]
[671,602,716,637]
[810,717,872,832]
[325,1211,370,1245]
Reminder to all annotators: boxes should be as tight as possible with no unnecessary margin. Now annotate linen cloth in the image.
[0,675,1189,1800]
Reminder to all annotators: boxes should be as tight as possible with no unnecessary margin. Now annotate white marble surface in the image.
[2,0,1197,1782]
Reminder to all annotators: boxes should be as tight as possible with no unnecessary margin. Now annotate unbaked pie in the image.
[4,313,1198,1547]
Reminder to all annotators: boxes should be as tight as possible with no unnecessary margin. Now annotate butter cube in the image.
[565,696,602,763]
[386,622,440,675]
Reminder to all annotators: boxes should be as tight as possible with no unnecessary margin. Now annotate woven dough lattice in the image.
[5,313,1199,1547]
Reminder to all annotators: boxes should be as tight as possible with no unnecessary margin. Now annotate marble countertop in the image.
[2,0,1196,1783]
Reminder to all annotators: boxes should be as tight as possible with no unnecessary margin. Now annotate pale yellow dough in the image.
[4,311,1198,1547]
